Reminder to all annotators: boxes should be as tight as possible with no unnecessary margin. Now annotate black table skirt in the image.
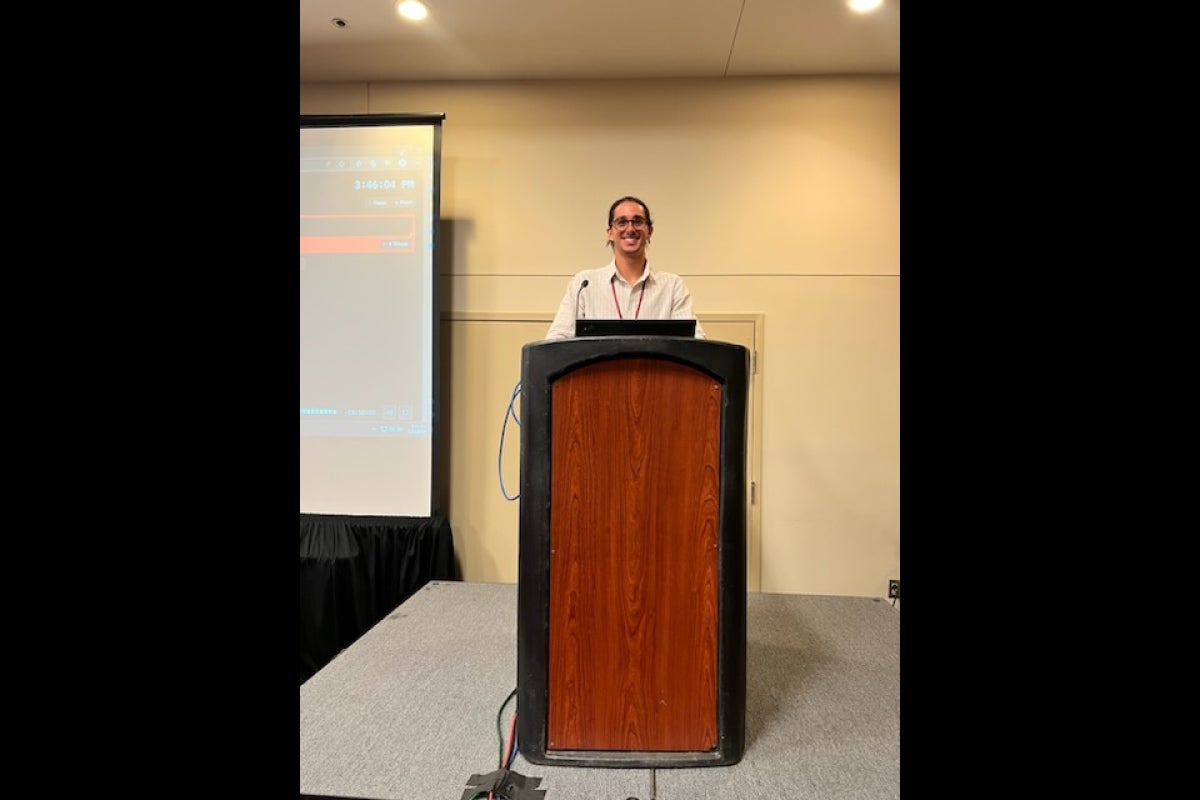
[300,513,456,683]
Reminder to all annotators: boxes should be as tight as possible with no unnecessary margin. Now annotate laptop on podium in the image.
[575,319,697,337]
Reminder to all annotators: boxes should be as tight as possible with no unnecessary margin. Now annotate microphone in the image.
[575,279,589,320]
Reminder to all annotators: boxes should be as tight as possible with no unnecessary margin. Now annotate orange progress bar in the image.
[299,236,414,254]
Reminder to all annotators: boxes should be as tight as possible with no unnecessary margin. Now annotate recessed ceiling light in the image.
[848,0,884,12]
[396,1,429,21]
[330,17,348,29]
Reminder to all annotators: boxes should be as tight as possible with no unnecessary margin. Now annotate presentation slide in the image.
[300,117,440,517]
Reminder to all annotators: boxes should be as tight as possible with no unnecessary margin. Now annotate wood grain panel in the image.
[547,357,721,751]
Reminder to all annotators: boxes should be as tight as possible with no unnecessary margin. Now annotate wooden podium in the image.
[516,336,748,768]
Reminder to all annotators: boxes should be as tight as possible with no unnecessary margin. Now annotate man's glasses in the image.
[611,216,649,230]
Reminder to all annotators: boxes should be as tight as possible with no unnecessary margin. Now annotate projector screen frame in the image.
[300,112,446,518]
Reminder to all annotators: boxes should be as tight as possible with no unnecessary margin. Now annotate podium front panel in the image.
[517,337,747,768]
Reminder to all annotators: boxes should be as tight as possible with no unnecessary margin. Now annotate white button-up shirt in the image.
[545,261,706,340]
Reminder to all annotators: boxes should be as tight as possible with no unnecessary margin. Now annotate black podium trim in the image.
[516,337,748,768]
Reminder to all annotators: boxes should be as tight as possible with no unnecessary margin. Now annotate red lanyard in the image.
[611,279,646,320]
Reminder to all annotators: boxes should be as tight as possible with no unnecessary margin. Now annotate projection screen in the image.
[300,113,444,517]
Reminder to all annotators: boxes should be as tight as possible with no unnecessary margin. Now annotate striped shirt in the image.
[545,261,706,340]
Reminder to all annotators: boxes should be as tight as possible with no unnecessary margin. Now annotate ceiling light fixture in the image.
[847,0,884,12]
[396,1,429,21]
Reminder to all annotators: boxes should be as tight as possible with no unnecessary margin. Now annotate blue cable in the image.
[498,380,521,500]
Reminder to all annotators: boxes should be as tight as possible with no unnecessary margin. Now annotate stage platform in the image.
[300,580,899,799]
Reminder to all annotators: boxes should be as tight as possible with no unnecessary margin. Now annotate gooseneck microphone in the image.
[575,279,590,320]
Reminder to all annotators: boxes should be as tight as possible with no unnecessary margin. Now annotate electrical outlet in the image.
[888,579,900,599]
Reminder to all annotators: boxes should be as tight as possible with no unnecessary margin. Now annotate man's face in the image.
[607,201,652,254]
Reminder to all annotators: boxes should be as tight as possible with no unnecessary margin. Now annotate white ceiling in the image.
[299,0,900,83]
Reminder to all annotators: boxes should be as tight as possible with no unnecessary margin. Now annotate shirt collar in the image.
[606,259,651,287]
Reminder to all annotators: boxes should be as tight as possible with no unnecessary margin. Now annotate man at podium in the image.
[545,195,707,339]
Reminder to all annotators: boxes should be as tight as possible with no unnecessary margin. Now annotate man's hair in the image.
[607,196,653,227]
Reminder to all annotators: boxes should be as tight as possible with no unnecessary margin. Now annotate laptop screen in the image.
[574,319,697,338]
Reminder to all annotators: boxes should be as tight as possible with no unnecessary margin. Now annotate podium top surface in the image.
[522,336,749,381]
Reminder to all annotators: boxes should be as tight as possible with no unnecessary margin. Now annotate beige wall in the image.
[300,76,899,598]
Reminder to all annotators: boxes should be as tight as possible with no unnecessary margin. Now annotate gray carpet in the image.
[300,581,899,799]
